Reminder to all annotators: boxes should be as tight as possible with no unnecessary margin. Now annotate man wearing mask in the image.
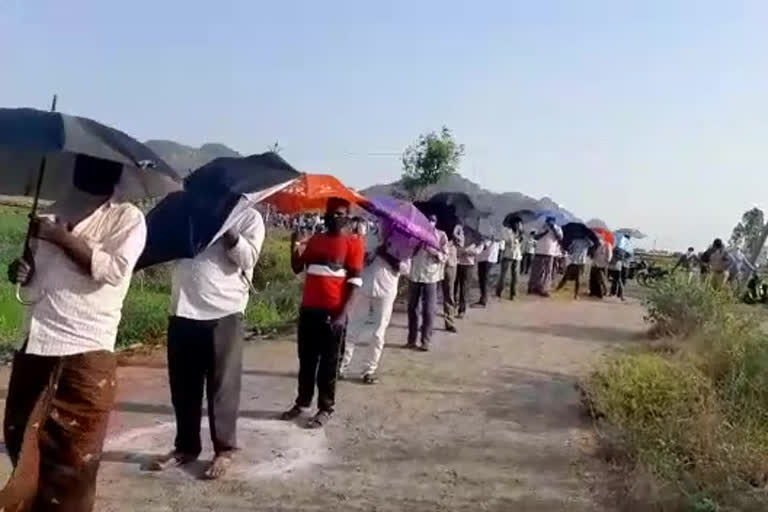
[406,214,447,351]
[442,224,464,333]
[340,224,409,384]
[281,198,364,428]
[149,206,265,479]
[2,155,146,511]
[496,219,523,300]
[528,217,563,297]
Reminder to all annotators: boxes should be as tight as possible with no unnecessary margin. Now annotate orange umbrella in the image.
[265,173,366,214]
[592,227,615,247]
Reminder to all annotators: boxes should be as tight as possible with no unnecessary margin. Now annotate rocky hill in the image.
[144,140,241,178]
[362,173,588,230]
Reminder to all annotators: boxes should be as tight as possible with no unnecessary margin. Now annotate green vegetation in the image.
[584,276,768,511]
[401,126,464,200]
[0,205,300,355]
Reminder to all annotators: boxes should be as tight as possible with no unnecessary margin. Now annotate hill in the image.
[144,140,241,178]
[362,173,593,230]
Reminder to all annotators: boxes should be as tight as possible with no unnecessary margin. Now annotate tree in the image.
[730,207,767,263]
[401,126,464,200]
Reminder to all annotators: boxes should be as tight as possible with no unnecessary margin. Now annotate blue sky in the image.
[2,0,768,250]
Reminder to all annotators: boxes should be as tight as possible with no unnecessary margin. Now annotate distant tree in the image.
[267,141,282,154]
[730,207,766,263]
[401,126,464,200]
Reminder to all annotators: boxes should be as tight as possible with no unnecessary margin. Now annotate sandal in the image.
[306,410,332,429]
[362,373,378,385]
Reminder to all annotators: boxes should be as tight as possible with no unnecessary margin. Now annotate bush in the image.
[644,276,735,338]
[117,288,169,348]
[252,230,295,290]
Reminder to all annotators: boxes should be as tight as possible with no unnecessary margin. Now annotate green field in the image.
[0,204,300,355]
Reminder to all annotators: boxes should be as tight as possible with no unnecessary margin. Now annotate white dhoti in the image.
[340,293,396,376]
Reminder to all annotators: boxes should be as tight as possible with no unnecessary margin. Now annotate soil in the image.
[0,291,646,511]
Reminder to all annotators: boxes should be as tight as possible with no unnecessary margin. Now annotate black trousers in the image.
[167,313,244,457]
[477,261,491,305]
[295,308,343,413]
[454,264,473,314]
[609,269,624,299]
[496,258,519,299]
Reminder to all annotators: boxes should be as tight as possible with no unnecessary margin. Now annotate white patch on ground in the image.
[104,419,329,480]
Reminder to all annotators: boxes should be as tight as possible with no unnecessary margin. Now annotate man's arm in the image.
[34,210,146,285]
[331,238,365,327]
[290,232,307,274]
[223,209,266,270]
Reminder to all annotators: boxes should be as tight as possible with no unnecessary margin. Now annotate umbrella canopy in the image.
[363,196,439,249]
[615,228,647,239]
[592,227,616,247]
[0,107,178,200]
[265,173,365,214]
[562,222,600,249]
[503,209,536,227]
[427,192,486,220]
[136,152,300,269]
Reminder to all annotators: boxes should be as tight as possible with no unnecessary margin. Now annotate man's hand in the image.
[222,228,239,249]
[31,216,69,245]
[329,312,347,334]
[8,258,33,285]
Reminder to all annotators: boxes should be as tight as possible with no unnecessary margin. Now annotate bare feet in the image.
[144,450,198,471]
[204,453,234,480]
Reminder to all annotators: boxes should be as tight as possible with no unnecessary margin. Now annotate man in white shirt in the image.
[496,220,523,300]
[442,224,464,333]
[556,238,594,299]
[527,217,564,297]
[340,227,408,383]
[475,238,499,307]
[407,215,447,351]
[149,206,264,479]
[3,155,146,512]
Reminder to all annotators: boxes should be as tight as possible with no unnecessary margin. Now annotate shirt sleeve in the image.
[345,237,365,287]
[90,206,147,287]
[226,209,266,270]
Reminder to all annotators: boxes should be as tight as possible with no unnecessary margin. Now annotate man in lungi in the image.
[148,205,265,479]
[527,217,563,297]
[1,154,147,511]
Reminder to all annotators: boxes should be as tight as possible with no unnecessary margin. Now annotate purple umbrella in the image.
[363,196,440,249]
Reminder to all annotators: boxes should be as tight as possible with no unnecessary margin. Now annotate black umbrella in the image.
[562,222,600,250]
[503,209,536,227]
[0,106,178,200]
[136,152,300,269]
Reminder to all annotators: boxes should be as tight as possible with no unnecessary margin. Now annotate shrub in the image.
[252,231,296,290]
[117,288,169,348]
[644,276,735,338]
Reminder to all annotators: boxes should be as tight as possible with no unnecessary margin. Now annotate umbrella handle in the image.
[15,283,40,306]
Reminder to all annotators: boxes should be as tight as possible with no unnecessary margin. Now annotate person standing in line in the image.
[281,198,364,429]
[672,247,699,283]
[442,224,464,333]
[339,226,409,384]
[727,247,756,288]
[589,239,612,298]
[527,217,563,297]
[556,237,594,299]
[149,206,264,479]
[705,238,731,290]
[475,238,499,307]
[406,215,447,351]
[2,155,146,511]
[608,250,625,301]
[455,238,482,318]
[496,219,523,300]
[521,231,536,275]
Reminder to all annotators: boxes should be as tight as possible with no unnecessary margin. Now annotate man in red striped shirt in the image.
[281,198,364,428]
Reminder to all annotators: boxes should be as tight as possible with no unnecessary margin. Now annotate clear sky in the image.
[2,0,767,250]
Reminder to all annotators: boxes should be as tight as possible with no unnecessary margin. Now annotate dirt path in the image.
[0,294,646,511]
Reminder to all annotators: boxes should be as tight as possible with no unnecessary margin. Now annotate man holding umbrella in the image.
[3,155,147,511]
[149,206,265,479]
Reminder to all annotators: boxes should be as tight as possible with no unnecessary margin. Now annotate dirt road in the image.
[0,294,646,511]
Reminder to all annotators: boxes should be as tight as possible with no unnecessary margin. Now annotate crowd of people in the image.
[2,154,762,512]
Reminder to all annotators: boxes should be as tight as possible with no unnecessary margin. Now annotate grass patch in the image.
[584,277,768,511]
